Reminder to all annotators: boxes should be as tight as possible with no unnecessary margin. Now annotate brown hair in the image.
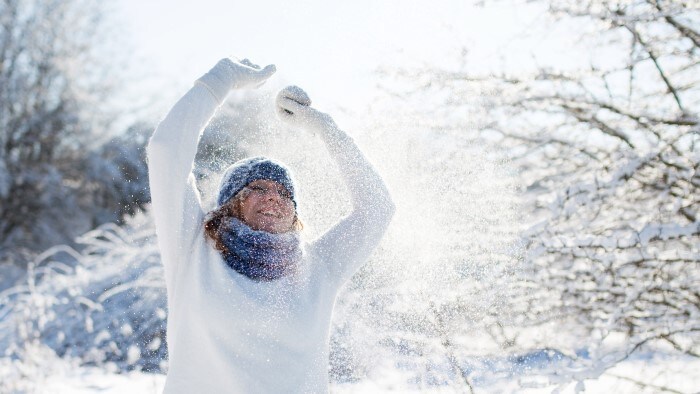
[204,193,303,255]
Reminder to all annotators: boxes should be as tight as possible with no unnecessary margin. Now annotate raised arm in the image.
[147,58,275,287]
[276,87,396,286]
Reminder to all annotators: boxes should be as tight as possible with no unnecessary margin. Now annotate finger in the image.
[277,96,310,115]
[241,58,261,69]
[276,97,301,119]
[278,85,311,106]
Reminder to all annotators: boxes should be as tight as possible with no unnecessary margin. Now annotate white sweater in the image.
[147,68,395,393]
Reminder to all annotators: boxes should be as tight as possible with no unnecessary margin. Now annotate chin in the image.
[254,221,284,234]
[245,214,292,234]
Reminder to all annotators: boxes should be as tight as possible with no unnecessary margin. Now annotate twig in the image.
[606,373,684,394]
[623,24,686,113]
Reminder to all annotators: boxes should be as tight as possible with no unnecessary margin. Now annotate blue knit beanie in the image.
[217,157,297,207]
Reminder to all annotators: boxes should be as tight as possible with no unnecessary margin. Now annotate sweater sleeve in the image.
[310,127,396,287]
[147,76,233,290]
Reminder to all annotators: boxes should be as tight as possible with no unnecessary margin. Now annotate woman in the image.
[147,57,395,393]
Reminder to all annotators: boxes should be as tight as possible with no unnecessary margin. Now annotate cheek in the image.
[239,199,258,221]
[282,205,296,222]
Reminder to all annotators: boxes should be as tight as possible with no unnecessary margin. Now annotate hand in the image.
[229,58,276,89]
[276,86,337,132]
[200,57,276,92]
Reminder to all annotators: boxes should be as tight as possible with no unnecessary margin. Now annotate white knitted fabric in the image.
[147,58,394,393]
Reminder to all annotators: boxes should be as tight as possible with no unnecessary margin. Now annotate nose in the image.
[265,189,281,202]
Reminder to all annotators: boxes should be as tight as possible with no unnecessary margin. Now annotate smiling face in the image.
[234,179,296,234]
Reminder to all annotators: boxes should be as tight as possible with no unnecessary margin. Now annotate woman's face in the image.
[235,179,296,234]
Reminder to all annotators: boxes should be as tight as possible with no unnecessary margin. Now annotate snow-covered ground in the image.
[2,194,698,393]
[41,369,164,394]
[8,350,695,393]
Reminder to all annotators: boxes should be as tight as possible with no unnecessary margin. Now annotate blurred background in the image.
[0,0,698,392]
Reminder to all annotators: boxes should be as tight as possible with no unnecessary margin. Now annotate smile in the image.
[258,210,282,218]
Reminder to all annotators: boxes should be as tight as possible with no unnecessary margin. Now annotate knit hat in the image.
[217,157,296,207]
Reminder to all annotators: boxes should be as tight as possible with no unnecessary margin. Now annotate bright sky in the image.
[113,0,552,122]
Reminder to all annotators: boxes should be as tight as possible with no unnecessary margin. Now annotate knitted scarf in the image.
[218,217,302,281]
